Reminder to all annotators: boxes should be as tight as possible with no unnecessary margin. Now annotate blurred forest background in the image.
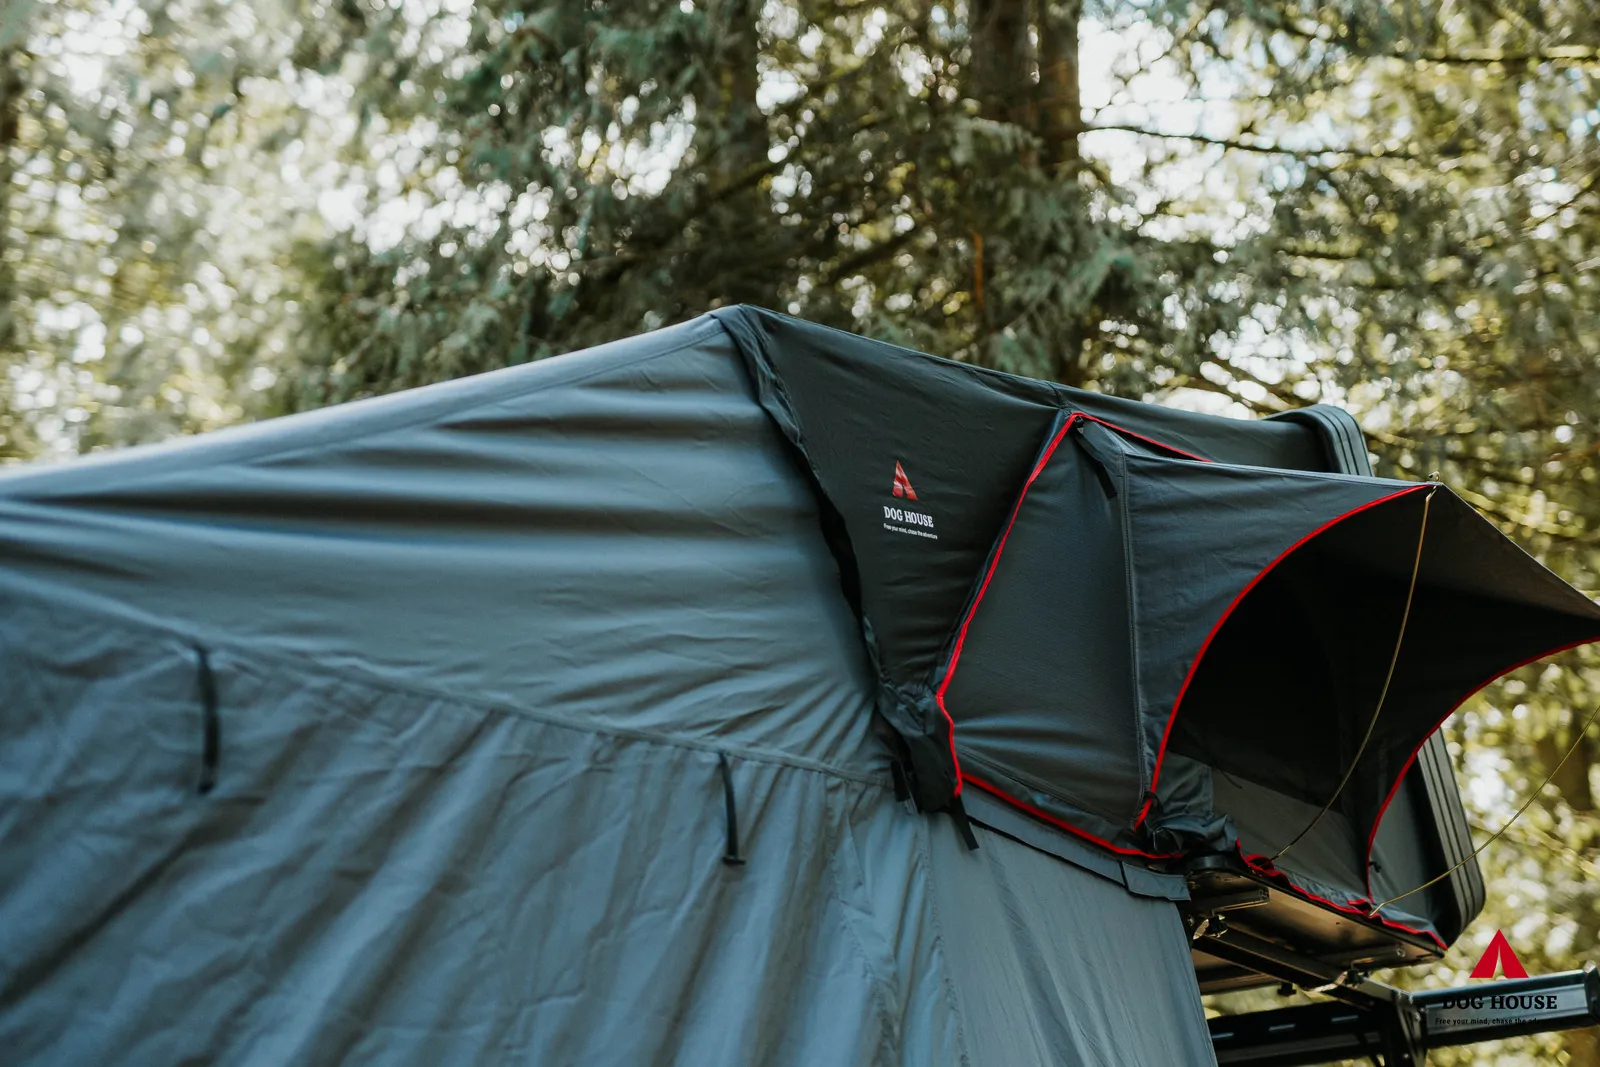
[6,0,1600,1061]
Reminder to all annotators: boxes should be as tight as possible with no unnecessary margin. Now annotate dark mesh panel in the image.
[1168,490,1600,851]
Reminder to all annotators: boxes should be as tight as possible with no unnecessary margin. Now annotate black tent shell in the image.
[2,306,1597,1066]
[718,305,1600,943]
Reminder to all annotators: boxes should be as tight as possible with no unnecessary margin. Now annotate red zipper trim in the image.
[961,772,1181,859]
[939,410,1208,813]
[1361,633,1600,901]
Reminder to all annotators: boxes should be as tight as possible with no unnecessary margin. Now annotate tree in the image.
[0,0,343,458]
[7,0,1600,1060]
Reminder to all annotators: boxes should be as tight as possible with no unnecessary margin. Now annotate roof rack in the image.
[1209,965,1600,1066]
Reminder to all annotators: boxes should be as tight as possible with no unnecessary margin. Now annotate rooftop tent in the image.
[1,307,1596,1065]
[715,305,1600,945]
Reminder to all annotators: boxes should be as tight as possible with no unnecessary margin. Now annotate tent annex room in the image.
[2,307,1597,1066]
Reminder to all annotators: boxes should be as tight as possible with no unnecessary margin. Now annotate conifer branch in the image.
[1088,123,1417,162]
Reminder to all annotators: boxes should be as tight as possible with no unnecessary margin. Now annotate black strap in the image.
[888,759,911,803]
[1070,421,1118,499]
[718,752,746,867]
[196,646,220,795]
[948,794,980,850]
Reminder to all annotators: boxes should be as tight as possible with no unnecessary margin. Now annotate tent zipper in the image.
[1070,420,1119,498]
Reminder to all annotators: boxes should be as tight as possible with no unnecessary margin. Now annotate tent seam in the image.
[215,648,893,789]
[959,772,1180,860]
[0,583,890,790]
[915,817,975,1067]
[821,780,904,1064]
[955,750,1128,830]
[932,413,1075,798]
[1118,437,1147,825]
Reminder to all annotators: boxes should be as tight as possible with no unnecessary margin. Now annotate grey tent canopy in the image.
[2,307,1597,1066]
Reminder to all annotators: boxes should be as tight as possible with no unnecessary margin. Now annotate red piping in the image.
[938,412,1210,805]
[1133,483,1434,827]
[962,772,1181,859]
[936,415,1078,795]
[941,424,1594,948]
[1361,633,1600,901]
[1239,844,1448,953]
[1075,414,1211,463]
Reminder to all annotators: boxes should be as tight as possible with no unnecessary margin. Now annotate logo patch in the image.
[891,462,918,501]
[883,461,937,540]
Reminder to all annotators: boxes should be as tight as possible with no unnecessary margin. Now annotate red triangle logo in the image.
[891,462,918,501]
[1469,930,1529,979]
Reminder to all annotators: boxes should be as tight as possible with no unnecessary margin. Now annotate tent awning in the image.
[936,412,1600,873]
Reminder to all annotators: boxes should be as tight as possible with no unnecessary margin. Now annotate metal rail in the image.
[1209,966,1600,1066]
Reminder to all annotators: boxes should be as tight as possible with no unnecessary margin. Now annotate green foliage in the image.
[7,0,1600,1060]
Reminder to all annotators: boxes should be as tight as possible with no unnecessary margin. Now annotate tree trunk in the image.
[703,0,767,308]
[1036,0,1082,170]
[1536,715,1595,814]
[0,45,20,355]
[1039,0,1087,384]
[969,0,1032,128]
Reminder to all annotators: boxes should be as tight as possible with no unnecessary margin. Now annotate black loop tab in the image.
[948,794,980,851]
[196,646,220,795]
[718,752,746,867]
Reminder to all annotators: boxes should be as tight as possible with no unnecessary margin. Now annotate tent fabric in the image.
[0,594,1214,1067]
[0,317,869,752]
[714,307,1329,812]
[0,316,1219,1066]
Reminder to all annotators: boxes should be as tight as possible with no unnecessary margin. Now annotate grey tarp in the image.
[0,316,1216,1065]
